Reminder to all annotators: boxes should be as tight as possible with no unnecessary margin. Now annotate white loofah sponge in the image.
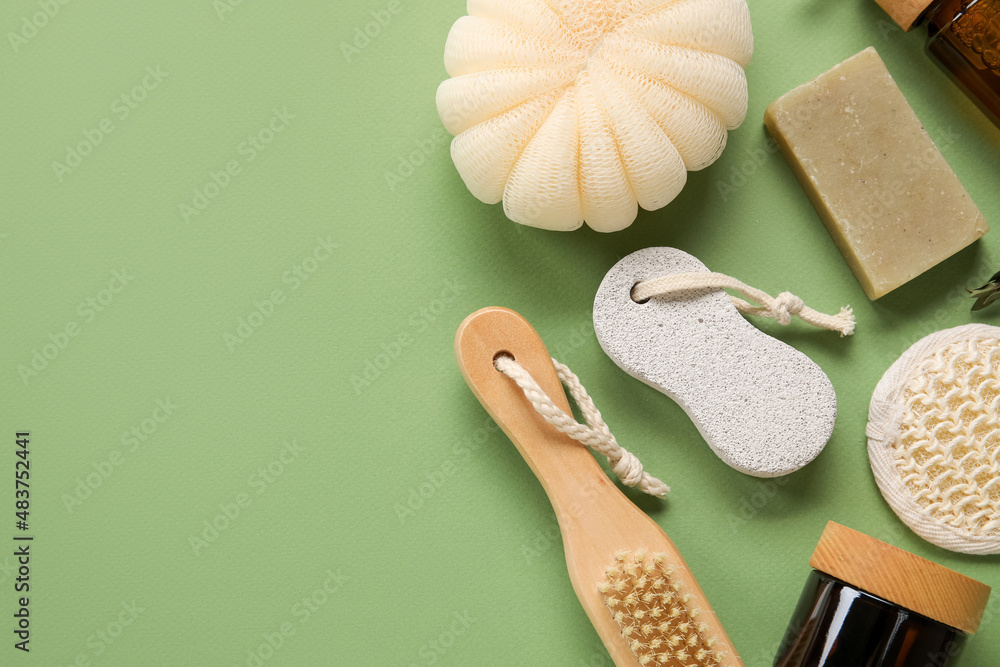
[436,0,753,232]
[868,325,1000,555]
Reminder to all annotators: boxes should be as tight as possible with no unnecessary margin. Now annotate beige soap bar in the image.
[765,47,988,300]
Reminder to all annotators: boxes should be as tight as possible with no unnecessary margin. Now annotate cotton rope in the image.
[494,354,669,498]
[632,271,855,336]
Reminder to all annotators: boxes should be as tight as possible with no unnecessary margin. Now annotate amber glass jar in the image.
[775,571,965,666]
[774,523,991,667]
[878,0,1000,128]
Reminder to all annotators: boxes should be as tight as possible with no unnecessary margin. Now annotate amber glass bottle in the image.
[878,0,1000,128]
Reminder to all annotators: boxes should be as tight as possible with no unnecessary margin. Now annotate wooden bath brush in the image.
[456,307,742,667]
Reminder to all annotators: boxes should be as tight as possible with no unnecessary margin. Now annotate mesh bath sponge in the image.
[868,324,1000,555]
[436,0,753,232]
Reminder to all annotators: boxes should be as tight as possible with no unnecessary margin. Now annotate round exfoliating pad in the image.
[593,247,837,477]
[868,324,1000,555]
[436,0,753,232]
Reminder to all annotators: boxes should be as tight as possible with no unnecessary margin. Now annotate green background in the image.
[1,0,998,665]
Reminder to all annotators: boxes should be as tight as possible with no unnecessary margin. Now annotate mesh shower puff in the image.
[435,0,753,232]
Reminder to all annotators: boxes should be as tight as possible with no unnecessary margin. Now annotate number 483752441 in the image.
[15,433,29,531]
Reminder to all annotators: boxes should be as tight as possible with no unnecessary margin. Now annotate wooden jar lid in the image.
[809,522,991,634]
[874,0,934,31]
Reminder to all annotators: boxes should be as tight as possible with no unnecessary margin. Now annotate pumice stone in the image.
[594,247,838,477]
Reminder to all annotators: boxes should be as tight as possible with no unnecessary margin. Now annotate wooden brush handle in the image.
[456,307,744,667]
[454,307,621,518]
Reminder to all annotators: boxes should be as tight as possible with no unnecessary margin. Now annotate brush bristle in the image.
[600,551,726,666]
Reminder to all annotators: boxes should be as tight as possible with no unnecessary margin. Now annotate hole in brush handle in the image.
[492,350,514,370]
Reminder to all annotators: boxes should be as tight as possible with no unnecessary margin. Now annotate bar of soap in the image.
[765,47,988,300]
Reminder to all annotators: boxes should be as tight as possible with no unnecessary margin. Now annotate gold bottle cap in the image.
[809,522,991,634]
[875,0,935,30]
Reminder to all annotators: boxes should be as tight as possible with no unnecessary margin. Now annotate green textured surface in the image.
[2,1,999,665]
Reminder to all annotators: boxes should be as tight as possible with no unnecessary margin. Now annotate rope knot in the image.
[610,450,644,487]
[771,291,805,325]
